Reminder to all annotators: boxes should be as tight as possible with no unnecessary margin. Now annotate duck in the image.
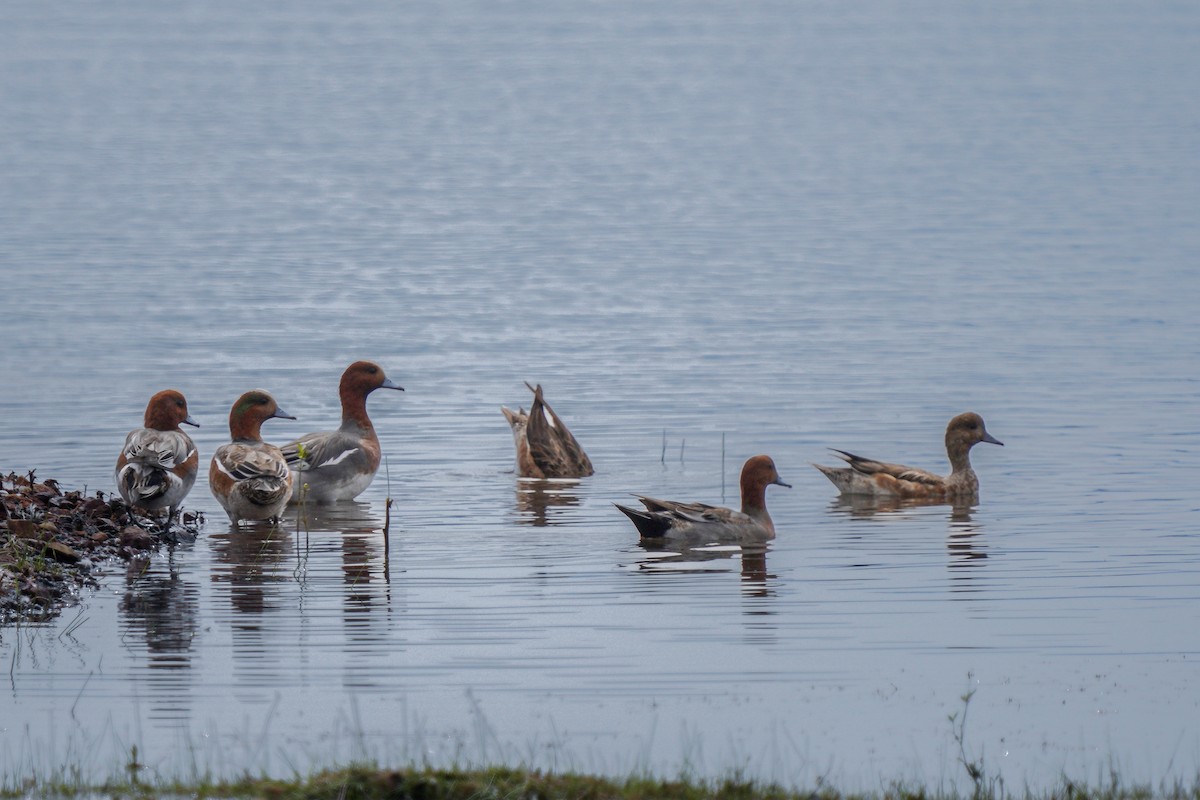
[115,389,199,526]
[615,455,791,543]
[280,361,403,503]
[813,412,1003,499]
[209,390,296,524]
[501,383,594,479]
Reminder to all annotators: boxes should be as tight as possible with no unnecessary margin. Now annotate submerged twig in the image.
[60,607,89,640]
[70,669,94,719]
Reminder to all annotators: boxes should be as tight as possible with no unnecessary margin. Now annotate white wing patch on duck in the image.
[285,444,360,470]
[315,448,359,468]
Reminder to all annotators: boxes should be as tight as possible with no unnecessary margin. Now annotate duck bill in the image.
[982,432,1004,446]
[381,378,404,391]
[272,407,298,421]
[183,415,200,427]
[773,478,793,488]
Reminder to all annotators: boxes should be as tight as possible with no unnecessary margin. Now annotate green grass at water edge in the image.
[6,763,1200,800]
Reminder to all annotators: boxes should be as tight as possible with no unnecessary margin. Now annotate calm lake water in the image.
[2,0,1199,792]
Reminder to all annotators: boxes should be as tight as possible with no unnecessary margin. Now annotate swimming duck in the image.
[115,389,199,525]
[210,390,296,524]
[280,361,403,502]
[615,455,791,543]
[501,383,594,478]
[813,412,1003,499]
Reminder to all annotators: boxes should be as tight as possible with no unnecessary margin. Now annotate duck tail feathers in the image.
[614,503,670,539]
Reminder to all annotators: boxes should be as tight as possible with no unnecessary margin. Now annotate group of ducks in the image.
[116,361,402,526]
[504,384,1003,542]
[614,411,1002,544]
[116,360,1005,542]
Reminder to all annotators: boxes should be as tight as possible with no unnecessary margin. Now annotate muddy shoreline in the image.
[0,471,203,625]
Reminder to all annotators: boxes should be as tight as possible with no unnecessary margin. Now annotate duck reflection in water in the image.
[119,550,201,723]
[946,502,987,576]
[636,539,775,601]
[120,550,199,667]
[209,522,293,618]
[295,500,392,630]
[824,495,989,575]
[513,478,583,527]
[824,493,957,518]
[294,498,383,536]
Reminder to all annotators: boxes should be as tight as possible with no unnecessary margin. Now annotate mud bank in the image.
[0,471,203,625]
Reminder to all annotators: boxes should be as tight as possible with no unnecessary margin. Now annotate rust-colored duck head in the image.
[144,389,198,431]
[338,361,403,429]
[739,454,791,516]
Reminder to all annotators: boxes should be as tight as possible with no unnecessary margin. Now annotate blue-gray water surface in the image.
[1,0,1199,792]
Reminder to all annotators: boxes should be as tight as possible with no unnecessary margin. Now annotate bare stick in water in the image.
[383,455,392,571]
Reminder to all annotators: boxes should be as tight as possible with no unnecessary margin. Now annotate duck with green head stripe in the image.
[210,389,296,524]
